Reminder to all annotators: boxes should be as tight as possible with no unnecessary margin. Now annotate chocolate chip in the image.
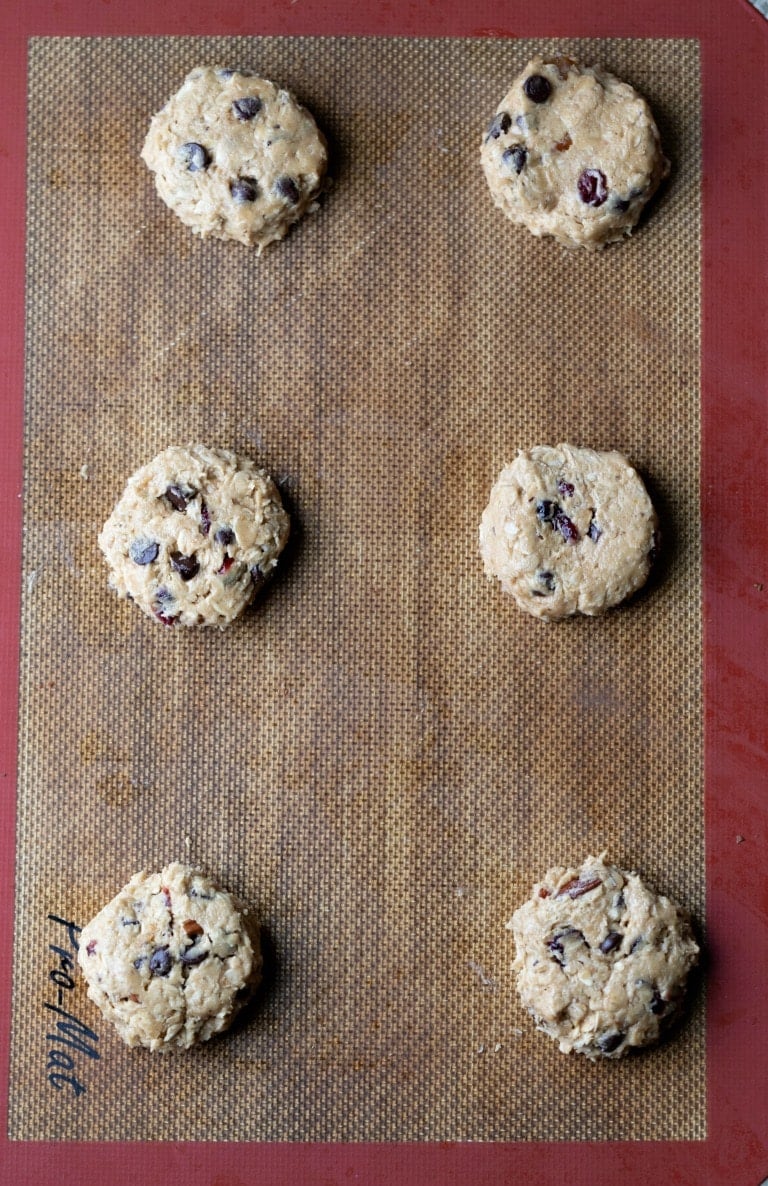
[217,68,236,79]
[578,168,608,207]
[502,145,527,174]
[133,956,146,971]
[554,511,579,542]
[536,499,556,522]
[129,538,159,566]
[231,177,258,203]
[148,947,173,977]
[200,501,211,536]
[180,949,208,966]
[600,931,622,955]
[598,1031,624,1054]
[557,479,575,497]
[274,175,300,204]
[170,552,200,581]
[165,484,191,511]
[523,74,551,103]
[250,565,265,586]
[547,927,585,966]
[649,989,667,1015]
[155,587,173,605]
[612,197,631,213]
[587,516,602,542]
[486,111,512,140]
[215,527,235,547]
[177,142,210,173]
[232,96,262,120]
[536,570,556,592]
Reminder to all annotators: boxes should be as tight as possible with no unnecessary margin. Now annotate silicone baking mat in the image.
[10,35,702,1143]
[1,2,767,1183]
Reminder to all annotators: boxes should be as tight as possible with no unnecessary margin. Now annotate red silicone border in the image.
[1,2,766,1184]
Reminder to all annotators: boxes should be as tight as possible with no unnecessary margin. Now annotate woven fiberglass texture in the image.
[12,36,702,1141]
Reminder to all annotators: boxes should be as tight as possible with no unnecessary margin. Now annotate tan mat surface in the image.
[12,35,702,1141]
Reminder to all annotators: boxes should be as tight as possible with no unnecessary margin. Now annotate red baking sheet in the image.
[1,1,766,1184]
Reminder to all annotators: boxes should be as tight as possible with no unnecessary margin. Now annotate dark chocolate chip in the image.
[536,499,556,523]
[155,587,174,605]
[231,177,258,203]
[165,484,191,511]
[200,501,211,536]
[133,955,146,971]
[486,111,512,140]
[502,144,527,174]
[232,96,262,120]
[170,552,200,581]
[578,168,608,207]
[612,197,631,213]
[554,511,579,542]
[180,949,208,967]
[537,570,556,592]
[547,927,585,966]
[649,989,667,1015]
[523,74,552,103]
[275,175,300,204]
[215,527,235,547]
[177,142,210,173]
[629,936,644,954]
[129,538,159,566]
[250,565,265,585]
[148,947,173,977]
[598,1031,624,1054]
[557,479,575,498]
[587,516,602,542]
[600,931,622,955]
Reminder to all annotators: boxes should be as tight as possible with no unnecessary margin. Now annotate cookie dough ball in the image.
[77,863,261,1051]
[141,66,328,250]
[480,56,669,249]
[479,444,657,620]
[508,854,699,1059]
[99,444,290,628]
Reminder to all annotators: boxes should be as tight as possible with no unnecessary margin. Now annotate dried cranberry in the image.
[578,169,608,207]
[232,96,262,120]
[217,555,236,575]
[148,947,173,977]
[177,142,210,173]
[556,875,601,899]
[231,177,258,203]
[153,608,178,627]
[165,484,190,511]
[600,931,622,955]
[129,538,159,566]
[598,1032,624,1054]
[200,501,211,535]
[487,111,511,140]
[557,479,575,497]
[86,939,97,956]
[275,176,300,204]
[554,511,579,542]
[523,74,551,103]
[170,552,200,581]
[554,133,572,152]
[502,145,527,174]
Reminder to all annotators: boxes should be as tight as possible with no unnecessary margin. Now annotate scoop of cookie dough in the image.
[141,66,328,250]
[480,55,669,249]
[479,443,657,620]
[99,444,290,628]
[508,854,699,1059]
[77,863,261,1051]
